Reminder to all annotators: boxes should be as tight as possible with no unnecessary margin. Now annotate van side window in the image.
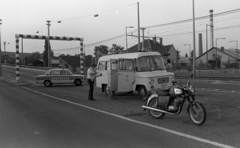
[119,59,134,70]
[98,61,106,70]
[106,60,118,70]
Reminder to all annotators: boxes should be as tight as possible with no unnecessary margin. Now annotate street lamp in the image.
[125,26,134,51]
[0,19,2,76]
[36,20,62,68]
[184,44,191,57]
[229,40,239,75]
[215,38,225,69]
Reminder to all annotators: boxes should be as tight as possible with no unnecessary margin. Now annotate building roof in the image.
[60,55,80,68]
[164,45,173,52]
[127,39,169,56]
[196,47,240,60]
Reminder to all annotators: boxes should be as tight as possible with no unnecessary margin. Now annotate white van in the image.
[96,51,174,100]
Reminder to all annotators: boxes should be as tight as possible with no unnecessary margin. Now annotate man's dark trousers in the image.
[87,79,94,100]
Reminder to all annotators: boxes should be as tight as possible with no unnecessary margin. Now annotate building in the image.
[196,47,240,69]
[164,44,179,65]
[179,57,191,68]
[127,37,169,62]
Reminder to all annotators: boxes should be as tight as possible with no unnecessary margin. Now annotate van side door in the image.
[108,59,118,91]
[117,59,135,92]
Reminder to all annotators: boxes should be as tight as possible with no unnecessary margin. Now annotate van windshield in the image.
[136,55,165,72]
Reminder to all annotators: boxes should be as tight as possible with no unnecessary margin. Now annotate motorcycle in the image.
[142,74,207,126]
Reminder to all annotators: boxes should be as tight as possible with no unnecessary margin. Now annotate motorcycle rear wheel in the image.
[148,98,165,119]
[189,101,206,125]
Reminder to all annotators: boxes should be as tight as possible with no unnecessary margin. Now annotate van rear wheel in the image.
[138,86,148,101]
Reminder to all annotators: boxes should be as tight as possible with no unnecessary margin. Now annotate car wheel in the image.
[75,79,82,86]
[44,80,52,87]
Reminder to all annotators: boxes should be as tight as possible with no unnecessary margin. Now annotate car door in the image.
[60,70,71,83]
[50,70,60,83]
[117,59,135,92]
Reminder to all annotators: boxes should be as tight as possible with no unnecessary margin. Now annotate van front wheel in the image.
[138,86,148,101]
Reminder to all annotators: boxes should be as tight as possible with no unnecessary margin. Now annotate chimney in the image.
[221,47,224,51]
[159,38,163,45]
[152,37,156,44]
[198,33,203,56]
[209,10,214,48]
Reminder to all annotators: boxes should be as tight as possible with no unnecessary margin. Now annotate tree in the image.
[93,45,109,57]
[109,44,124,54]
[185,53,188,57]
[26,52,41,64]
[85,55,93,67]
[43,39,54,67]
[93,45,109,63]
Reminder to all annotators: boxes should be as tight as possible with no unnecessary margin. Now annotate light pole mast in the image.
[0,19,2,76]
[140,28,146,50]
[137,2,140,52]
[125,26,134,51]
[192,0,196,79]
[47,20,51,68]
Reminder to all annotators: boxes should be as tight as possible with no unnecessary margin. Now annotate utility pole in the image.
[0,19,2,76]
[192,0,196,79]
[47,20,51,68]
[137,2,140,52]
[140,28,146,51]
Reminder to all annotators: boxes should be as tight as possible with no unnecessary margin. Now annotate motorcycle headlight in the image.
[149,78,155,85]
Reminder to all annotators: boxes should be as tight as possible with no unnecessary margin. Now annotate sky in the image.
[0,0,240,57]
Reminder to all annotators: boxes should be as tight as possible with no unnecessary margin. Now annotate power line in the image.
[52,8,240,52]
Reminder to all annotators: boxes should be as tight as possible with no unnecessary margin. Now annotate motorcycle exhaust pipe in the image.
[142,105,175,115]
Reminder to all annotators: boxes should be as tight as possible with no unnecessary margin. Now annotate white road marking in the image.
[196,88,240,94]
[23,87,236,148]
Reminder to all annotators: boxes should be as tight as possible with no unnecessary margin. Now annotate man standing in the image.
[165,59,173,72]
[87,63,97,101]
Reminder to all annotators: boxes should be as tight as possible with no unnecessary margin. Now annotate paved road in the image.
[0,79,224,148]
[2,67,240,147]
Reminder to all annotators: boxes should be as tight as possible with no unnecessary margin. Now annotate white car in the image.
[36,68,85,87]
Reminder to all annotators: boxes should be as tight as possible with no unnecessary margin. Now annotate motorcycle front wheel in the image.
[189,101,206,125]
[148,98,165,119]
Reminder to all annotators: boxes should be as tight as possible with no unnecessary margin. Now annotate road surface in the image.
[0,79,225,148]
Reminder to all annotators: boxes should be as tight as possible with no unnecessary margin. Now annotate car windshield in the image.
[136,55,165,72]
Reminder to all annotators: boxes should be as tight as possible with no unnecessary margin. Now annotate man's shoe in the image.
[89,98,96,101]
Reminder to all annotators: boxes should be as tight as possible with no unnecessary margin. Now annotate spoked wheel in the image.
[189,101,206,125]
[148,97,165,119]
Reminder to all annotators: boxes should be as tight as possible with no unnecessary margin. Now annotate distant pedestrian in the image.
[165,59,173,72]
[87,63,97,101]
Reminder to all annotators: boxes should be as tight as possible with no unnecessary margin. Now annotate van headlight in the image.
[149,78,155,85]
[171,75,175,81]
